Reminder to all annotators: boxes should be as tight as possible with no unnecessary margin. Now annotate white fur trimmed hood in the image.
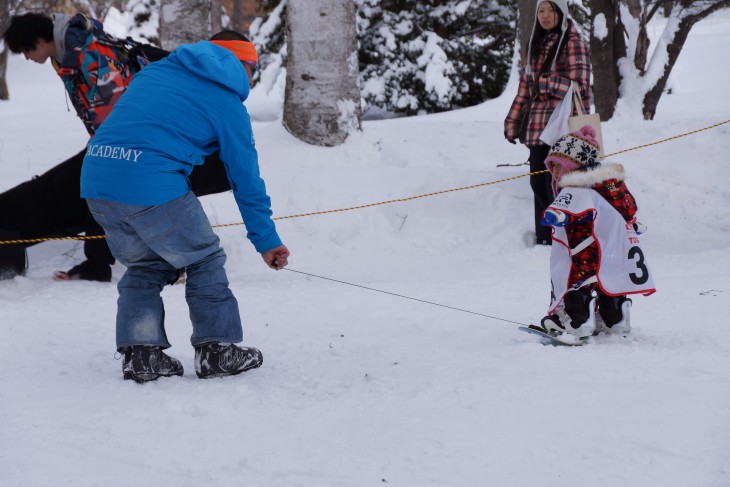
[558,162,626,188]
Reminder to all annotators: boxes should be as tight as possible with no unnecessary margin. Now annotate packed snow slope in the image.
[1,10,728,487]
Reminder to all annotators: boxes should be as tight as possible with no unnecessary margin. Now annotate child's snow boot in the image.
[541,287,596,338]
[595,295,632,336]
[122,346,184,383]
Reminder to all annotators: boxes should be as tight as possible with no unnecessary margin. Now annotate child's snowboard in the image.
[519,324,589,346]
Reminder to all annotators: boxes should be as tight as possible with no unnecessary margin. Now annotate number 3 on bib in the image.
[628,246,649,286]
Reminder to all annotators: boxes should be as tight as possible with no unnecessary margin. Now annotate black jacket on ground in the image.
[0,148,231,278]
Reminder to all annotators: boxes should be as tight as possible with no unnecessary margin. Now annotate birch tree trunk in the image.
[283,0,361,147]
[159,0,211,51]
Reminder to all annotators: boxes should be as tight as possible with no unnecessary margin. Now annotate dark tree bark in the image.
[1,0,12,101]
[230,0,263,34]
[633,1,663,75]
[590,0,729,120]
[642,0,730,119]
[211,0,222,34]
[589,0,626,120]
[0,47,8,101]
[517,0,535,65]
[625,0,641,17]
[231,0,243,32]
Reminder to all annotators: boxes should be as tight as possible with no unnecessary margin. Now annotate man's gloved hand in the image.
[541,209,568,227]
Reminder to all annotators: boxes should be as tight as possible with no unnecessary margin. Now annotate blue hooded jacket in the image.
[81,41,281,253]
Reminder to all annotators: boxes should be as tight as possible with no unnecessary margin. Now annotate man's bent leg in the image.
[86,199,178,350]
[115,259,178,350]
[185,248,243,346]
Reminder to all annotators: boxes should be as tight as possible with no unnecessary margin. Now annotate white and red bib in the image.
[548,187,656,313]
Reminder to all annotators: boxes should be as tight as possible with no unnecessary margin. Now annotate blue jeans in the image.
[86,192,243,350]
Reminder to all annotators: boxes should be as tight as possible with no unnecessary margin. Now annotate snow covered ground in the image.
[1,10,729,487]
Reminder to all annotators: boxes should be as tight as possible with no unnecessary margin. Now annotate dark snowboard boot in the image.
[194,342,263,379]
[541,287,596,338]
[595,294,632,336]
[122,346,184,383]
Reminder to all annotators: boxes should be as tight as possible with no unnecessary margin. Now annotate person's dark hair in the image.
[530,2,565,63]
[210,30,251,42]
[3,12,54,54]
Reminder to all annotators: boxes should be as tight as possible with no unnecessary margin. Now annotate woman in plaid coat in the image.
[504,0,591,245]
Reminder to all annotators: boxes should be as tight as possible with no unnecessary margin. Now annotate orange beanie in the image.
[210,40,258,64]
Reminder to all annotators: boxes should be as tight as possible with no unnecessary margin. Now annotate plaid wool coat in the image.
[505,21,591,148]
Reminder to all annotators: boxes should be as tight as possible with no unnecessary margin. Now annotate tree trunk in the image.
[211,0,222,34]
[159,0,212,50]
[642,27,690,119]
[625,0,641,17]
[242,0,263,34]
[0,0,9,100]
[0,47,8,101]
[589,0,625,120]
[517,0,535,65]
[633,22,650,75]
[231,0,243,32]
[229,0,264,34]
[642,0,730,119]
[283,0,361,147]
[634,1,664,76]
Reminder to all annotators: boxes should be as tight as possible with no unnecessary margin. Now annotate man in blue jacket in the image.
[81,31,290,383]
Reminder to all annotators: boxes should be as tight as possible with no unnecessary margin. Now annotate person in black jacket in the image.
[0,150,231,281]
[1,12,231,281]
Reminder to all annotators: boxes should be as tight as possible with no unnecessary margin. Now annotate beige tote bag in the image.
[569,89,604,156]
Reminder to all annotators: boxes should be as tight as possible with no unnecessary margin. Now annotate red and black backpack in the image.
[52,14,168,134]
